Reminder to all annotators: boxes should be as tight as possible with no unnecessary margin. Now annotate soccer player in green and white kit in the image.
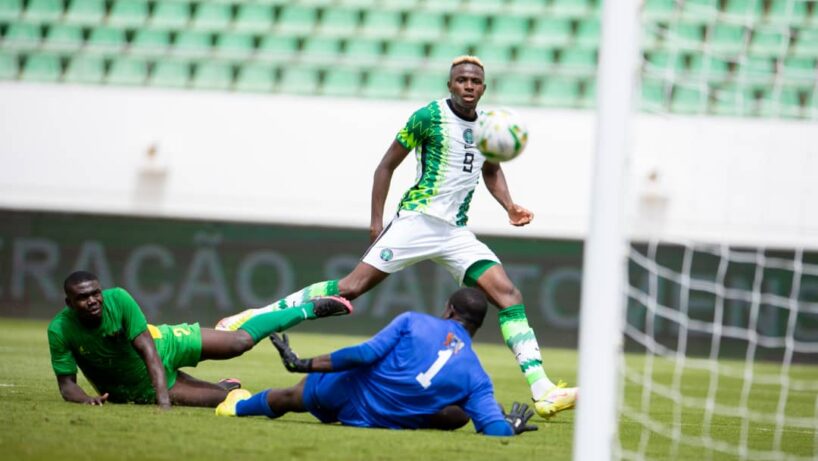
[217,56,577,419]
[48,271,351,408]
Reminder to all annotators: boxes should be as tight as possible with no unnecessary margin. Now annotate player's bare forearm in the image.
[56,374,109,405]
[132,330,171,409]
[370,140,411,241]
[307,354,333,372]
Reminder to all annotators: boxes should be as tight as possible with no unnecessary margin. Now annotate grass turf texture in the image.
[0,317,815,460]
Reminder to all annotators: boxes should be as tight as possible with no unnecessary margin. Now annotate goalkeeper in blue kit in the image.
[215,288,537,436]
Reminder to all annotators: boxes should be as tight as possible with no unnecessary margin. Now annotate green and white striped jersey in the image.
[395,99,486,227]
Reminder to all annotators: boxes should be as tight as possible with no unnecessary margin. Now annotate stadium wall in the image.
[1,83,817,248]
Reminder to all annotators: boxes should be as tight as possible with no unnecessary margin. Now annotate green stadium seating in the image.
[708,23,747,55]
[640,78,668,111]
[551,0,594,17]
[792,28,818,57]
[736,56,775,83]
[0,0,21,21]
[276,5,317,35]
[234,62,275,92]
[403,11,445,40]
[575,18,600,47]
[384,41,425,65]
[665,22,704,52]
[780,56,816,83]
[681,0,720,21]
[64,55,104,83]
[64,0,104,25]
[23,0,61,23]
[710,84,755,116]
[428,42,471,66]
[445,13,488,45]
[488,15,529,45]
[3,22,41,50]
[318,8,359,37]
[687,54,731,82]
[407,70,447,101]
[108,0,148,28]
[150,2,190,30]
[129,29,171,56]
[106,57,148,85]
[87,26,126,54]
[578,79,595,108]
[749,27,791,56]
[322,68,361,97]
[360,10,402,38]
[234,4,274,33]
[256,35,298,61]
[644,50,685,74]
[363,69,405,99]
[529,18,572,46]
[22,52,61,81]
[723,0,763,22]
[191,3,232,32]
[515,45,556,71]
[44,23,83,51]
[0,51,18,79]
[278,66,320,94]
[559,48,597,76]
[423,0,462,13]
[301,36,342,62]
[670,85,708,113]
[766,0,809,25]
[173,30,212,57]
[538,76,579,107]
[774,87,804,118]
[466,0,506,14]
[149,61,189,88]
[192,62,233,90]
[492,74,537,105]
[507,0,547,15]
[473,43,513,68]
[643,0,677,21]
[343,37,383,65]
[215,32,255,59]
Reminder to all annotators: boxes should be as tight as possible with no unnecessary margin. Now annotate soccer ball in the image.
[475,109,529,162]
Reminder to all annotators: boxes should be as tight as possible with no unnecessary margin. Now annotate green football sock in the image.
[271,280,340,310]
[239,302,318,343]
[498,304,555,400]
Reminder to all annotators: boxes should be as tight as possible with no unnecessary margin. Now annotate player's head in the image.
[448,56,486,113]
[64,271,104,323]
[444,287,489,335]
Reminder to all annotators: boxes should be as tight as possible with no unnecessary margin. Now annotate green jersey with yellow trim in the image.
[395,99,486,226]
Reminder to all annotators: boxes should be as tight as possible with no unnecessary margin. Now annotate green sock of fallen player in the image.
[239,302,318,343]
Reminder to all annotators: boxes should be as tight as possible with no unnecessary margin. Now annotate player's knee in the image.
[230,331,255,355]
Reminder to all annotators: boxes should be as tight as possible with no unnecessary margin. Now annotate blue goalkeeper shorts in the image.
[303,371,368,427]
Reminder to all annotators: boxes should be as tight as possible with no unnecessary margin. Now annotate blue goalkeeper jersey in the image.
[325,312,505,432]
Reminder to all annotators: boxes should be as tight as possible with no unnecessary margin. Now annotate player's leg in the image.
[216,377,308,418]
[421,405,471,431]
[169,371,229,407]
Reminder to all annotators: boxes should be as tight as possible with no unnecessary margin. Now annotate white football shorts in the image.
[361,210,500,285]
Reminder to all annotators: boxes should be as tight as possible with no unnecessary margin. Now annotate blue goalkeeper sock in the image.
[235,389,278,418]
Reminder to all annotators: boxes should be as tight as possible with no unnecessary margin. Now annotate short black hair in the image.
[63,271,99,295]
[448,287,488,329]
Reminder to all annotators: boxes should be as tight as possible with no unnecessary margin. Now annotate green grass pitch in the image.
[0,318,815,460]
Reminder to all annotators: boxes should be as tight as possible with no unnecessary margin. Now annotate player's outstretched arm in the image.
[270,333,383,373]
[56,374,109,405]
[370,140,411,242]
[481,161,534,227]
[131,330,171,409]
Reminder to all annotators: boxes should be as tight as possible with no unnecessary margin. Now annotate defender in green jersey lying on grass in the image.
[47,271,352,409]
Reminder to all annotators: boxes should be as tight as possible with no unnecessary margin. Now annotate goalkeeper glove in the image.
[269,333,313,373]
[503,402,538,435]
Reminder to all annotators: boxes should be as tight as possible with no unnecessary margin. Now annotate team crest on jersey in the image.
[380,248,394,262]
[463,128,474,145]
[444,332,465,354]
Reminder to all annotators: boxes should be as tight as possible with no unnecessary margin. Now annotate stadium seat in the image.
[538,76,579,107]
[550,0,593,17]
[780,56,816,83]
[407,70,448,101]
[578,79,596,108]
[680,0,720,21]
[640,78,668,111]
[2,22,41,50]
[0,51,18,79]
[575,18,600,47]
[665,22,704,52]
[445,13,488,45]
[215,32,255,60]
[384,41,425,66]
[276,5,317,35]
[173,30,213,57]
[63,55,104,83]
[465,0,506,14]
[129,29,171,56]
[749,27,791,56]
[106,57,148,85]
[234,3,274,33]
[43,23,83,52]
[559,48,597,76]
[257,35,298,62]
[488,15,529,45]
[322,68,362,97]
[301,36,342,63]
[708,23,747,55]
[403,11,445,40]
[472,43,513,68]
[765,0,809,25]
[423,0,462,13]
[360,10,402,38]
[23,0,61,23]
[108,0,148,28]
[642,0,677,21]
[736,56,776,83]
[343,37,384,65]
[192,62,233,90]
[149,60,190,88]
[191,2,232,32]
[278,66,320,95]
[318,8,359,37]
[687,54,731,82]
[643,50,685,74]
[428,42,472,66]
[670,85,708,114]
[234,62,276,92]
[529,18,572,46]
[492,74,537,106]
[0,0,21,21]
[87,26,126,54]
[150,2,190,30]
[64,0,104,25]
[508,0,548,15]
[792,28,818,57]
[22,52,61,81]
[363,69,405,99]
[774,87,804,118]
[723,0,763,22]
[515,45,556,72]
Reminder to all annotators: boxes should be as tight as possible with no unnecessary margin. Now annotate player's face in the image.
[66,280,104,322]
[448,64,486,113]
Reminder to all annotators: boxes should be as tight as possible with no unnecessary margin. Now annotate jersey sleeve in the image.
[110,288,148,341]
[396,105,434,151]
[358,312,412,359]
[462,378,506,433]
[47,325,77,376]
